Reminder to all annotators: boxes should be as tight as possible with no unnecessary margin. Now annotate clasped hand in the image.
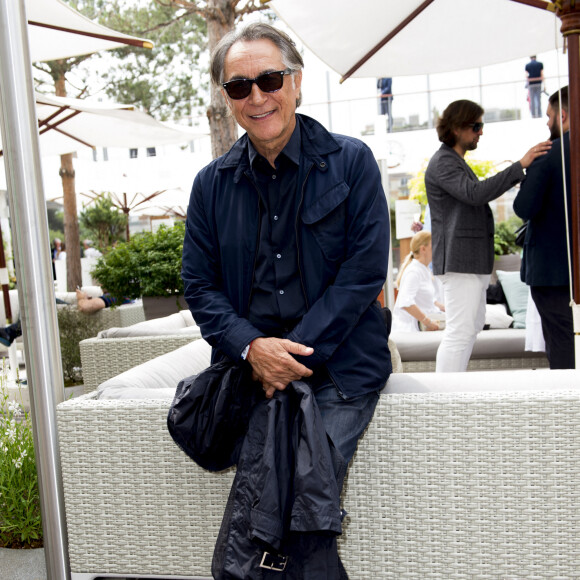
[247,337,313,399]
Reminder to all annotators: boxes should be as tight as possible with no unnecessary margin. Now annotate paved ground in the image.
[0,547,46,580]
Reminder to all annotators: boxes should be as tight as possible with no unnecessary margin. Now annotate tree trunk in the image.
[55,70,82,291]
[206,0,239,159]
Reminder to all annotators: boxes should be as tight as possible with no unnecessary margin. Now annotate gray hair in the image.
[210,22,304,107]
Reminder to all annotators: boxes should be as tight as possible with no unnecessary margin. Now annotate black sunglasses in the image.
[468,122,484,132]
[222,69,293,100]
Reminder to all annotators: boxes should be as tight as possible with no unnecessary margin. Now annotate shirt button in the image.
[272,174,277,180]
[273,215,279,221]
[279,290,284,295]
[276,254,282,259]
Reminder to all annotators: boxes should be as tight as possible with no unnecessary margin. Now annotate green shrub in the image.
[494,216,523,256]
[91,222,185,302]
[57,306,101,386]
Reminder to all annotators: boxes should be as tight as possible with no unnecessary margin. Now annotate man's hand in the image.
[520,140,551,169]
[247,337,314,399]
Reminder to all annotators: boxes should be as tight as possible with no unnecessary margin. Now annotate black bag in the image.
[515,222,528,247]
[167,361,262,472]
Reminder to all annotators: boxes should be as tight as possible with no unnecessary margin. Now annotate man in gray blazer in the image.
[425,99,550,372]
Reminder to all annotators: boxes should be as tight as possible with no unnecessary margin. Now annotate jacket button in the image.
[320,162,326,168]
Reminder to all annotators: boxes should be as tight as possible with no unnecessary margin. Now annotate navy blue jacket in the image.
[182,114,392,399]
[513,132,571,287]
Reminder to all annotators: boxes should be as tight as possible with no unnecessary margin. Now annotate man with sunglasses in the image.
[514,87,574,369]
[425,99,550,373]
[181,22,391,577]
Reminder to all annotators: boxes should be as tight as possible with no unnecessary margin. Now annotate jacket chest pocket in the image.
[301,181,349,262]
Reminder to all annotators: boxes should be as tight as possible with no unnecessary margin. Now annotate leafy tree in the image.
[161,0,271,158]
[80,194,128,250]
[81,0,207,121]
[32,1,208,290]
[34,54,95,291]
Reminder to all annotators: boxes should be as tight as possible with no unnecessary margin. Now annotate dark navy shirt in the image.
[525,60,543,85]
[246,123,307,337]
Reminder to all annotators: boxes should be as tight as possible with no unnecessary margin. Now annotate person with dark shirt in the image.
[377,77,393,132]
[514,87,574,369]
[525,55,544,118]
[181,22,392,577]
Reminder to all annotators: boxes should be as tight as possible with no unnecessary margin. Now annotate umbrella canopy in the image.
[128,188,190,217]
[271,0,580,303]
[0,93,201,158]
[270,0,562,81]
[0,1,157,574]
[26,0,152,63]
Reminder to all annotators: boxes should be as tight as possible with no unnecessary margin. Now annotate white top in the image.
[84,247,102,259]
[393,259,443,333]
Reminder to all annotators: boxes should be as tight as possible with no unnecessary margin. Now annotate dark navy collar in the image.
[247,121,301,169]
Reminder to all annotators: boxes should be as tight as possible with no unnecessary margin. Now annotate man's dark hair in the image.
[436,100,484,147]
[210,23,304,107]
[548,86,568,113]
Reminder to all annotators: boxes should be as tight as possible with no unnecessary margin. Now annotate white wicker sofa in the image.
[57,339,580,579]
[79,309,201,393]
[391,327,549,372]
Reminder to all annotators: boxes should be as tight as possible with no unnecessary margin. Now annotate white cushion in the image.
[384,369,579,394]
[496,270,529,329]
[97,325,201,339]
[97,311,197,338]
[97,339,212,399]
[485,303,514,329]
[391,328,532,361]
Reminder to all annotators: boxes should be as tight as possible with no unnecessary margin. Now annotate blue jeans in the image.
[529,84,542,118]
[308,372,380,465]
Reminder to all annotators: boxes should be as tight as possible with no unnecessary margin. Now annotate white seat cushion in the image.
[97,339,212,399]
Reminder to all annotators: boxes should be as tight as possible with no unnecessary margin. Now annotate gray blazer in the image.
[425,144,524,276]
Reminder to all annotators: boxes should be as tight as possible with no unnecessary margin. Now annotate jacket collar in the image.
[219,114,340,183]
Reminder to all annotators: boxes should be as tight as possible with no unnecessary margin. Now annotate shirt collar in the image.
[247,121,301,170]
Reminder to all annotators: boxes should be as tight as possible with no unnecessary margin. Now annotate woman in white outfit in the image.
[393,231,445,332]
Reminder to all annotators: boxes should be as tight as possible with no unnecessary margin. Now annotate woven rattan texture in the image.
[80,335,196,393]
[340,389,580,578]
[402,355,549,373]
[58,394,234,578]
[58,389,580,578]
[92,303,145,330]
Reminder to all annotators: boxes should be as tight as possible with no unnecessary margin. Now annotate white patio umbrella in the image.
[0,1,156,577]
[0,93,200,158]
[272,0,580,327]
[270,0,564,80]
[129,187,190,219]
[26,0,152,62]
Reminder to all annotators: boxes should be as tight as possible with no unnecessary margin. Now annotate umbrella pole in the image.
[0,1,70,578]
[558,3,580,368]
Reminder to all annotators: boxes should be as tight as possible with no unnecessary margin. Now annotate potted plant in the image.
[0,371,44,575]
[494,216,523,258]
[492,216,524,283]
[91,221,187,320]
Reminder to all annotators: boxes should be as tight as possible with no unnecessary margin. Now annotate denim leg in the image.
[310,375,379,465]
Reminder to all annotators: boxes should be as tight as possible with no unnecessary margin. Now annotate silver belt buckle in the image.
[259,551,288,572]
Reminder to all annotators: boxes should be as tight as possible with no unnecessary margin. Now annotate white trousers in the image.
[435,272,490,372]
